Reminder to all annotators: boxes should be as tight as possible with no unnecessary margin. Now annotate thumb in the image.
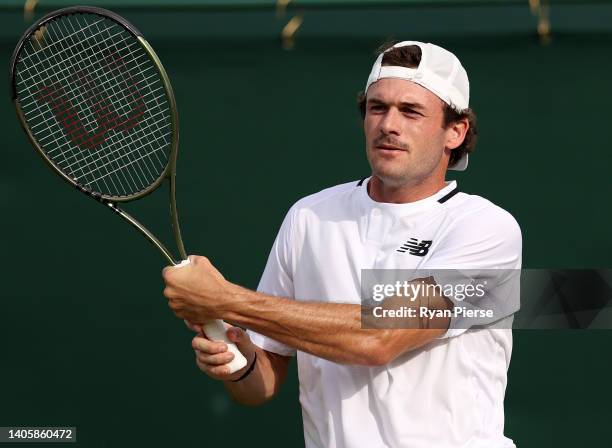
[226,326,253,349]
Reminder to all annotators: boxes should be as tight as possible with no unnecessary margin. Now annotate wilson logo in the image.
[36,50,146,151]
[397,238,432,256]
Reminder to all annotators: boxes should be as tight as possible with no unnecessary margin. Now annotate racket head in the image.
[10,6,179,203]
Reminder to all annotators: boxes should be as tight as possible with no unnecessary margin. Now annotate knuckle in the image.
[213,353,231,366]
[204,354,218,365]
[195,359,208,372]
[235,328,246,340]
[194,338,212,353]
[191,336,201,349]
[211,342,226,354]
[162,268,174,282]
[211,353,231,366]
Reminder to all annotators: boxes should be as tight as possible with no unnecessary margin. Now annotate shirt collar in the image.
[359,177,458,217]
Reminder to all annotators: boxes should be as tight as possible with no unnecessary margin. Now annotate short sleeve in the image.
[428,205,522,339]
[247,206,298,357]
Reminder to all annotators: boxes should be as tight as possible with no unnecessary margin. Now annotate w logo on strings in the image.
[36,50,146,151]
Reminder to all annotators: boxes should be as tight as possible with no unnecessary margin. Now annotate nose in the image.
[379,107,402,136]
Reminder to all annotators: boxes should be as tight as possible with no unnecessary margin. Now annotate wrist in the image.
[194,281,241,321]
[227,350,257,382]
[218,282,249,322]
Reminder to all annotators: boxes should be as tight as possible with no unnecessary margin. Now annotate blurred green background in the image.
[2,0,611,446]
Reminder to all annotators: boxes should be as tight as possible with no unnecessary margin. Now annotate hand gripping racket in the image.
[10,6,247,373]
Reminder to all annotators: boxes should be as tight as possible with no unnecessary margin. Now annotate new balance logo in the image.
[397,238,432,256]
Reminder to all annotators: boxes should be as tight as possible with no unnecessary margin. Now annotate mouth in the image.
[376,144,407,153]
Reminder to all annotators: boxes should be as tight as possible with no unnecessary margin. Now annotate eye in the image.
[368,104,386,113]
[400,107,422,117]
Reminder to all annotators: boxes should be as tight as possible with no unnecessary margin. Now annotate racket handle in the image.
[202,320,248,373]
[174,258,248,374]
[174,258,191,268]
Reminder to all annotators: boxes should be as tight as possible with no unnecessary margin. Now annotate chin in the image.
[371,158,404,175]
[371,169,412,188]
[372,160,433,187]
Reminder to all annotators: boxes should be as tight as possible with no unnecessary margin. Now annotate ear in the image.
[444,117,469,151]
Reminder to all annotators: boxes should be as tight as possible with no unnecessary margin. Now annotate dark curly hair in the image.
[358,41,478,169]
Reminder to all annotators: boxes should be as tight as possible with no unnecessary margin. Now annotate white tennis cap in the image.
[365,41,470,171]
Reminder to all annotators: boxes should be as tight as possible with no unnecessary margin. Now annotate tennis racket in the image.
[10,6,247,373]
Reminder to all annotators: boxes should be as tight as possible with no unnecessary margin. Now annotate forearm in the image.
[223,347,288,406]
[162,258,449,366]
[219,285,445,366]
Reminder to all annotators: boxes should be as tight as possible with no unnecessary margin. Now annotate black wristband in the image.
[231,352,257,382]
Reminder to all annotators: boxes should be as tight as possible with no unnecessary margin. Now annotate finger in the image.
[195,350,235,366]
[184,320,203,333]
[161,265,174,281]
[195,358,218,377]
[192,335,227,354]
[167,299,181,311]
[189,255,206,266]
[226,326,243,342]
[195,358,231,379]
[226,326,253,349]
[208,364,232,377]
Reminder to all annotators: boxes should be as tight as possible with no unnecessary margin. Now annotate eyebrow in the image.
[367,97,427,111]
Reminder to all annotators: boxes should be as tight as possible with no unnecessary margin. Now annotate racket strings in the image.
[40,27,162,188]
[15,12,172,198]
[20,21,157,196]
[52,16,167,194]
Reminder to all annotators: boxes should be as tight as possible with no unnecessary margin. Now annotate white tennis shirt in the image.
[248,178,522,448]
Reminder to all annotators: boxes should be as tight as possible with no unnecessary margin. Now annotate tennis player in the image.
[162,41,521,448]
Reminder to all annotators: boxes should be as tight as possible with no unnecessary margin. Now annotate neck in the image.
[368,175,447,204]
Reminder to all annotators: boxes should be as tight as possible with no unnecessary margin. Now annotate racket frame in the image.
[10,6,186,265]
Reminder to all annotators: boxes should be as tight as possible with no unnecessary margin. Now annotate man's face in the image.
[364,78,450,188]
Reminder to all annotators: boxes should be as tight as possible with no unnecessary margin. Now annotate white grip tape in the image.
[174,258,192,268]
[203,320,248,373]
[174,257,248,374]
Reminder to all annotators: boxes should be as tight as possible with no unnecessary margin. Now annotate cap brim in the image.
[449,153,468,171]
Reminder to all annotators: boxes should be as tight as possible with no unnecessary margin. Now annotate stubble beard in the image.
[367,144,442,189]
